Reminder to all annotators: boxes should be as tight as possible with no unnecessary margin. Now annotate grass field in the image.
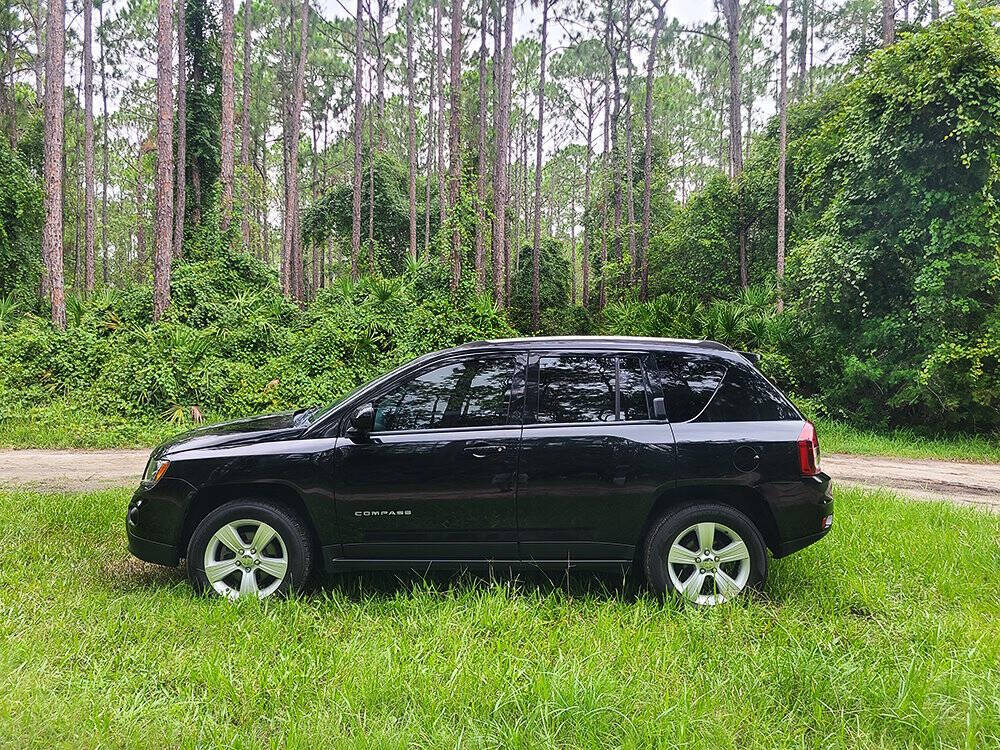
[1,486,998,748]
[817,419,1000,463]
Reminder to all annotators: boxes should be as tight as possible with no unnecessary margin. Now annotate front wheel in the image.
[643,503,767,606]
[187,500,314,600]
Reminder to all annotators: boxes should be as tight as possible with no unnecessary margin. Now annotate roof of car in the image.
[452,336,734,353]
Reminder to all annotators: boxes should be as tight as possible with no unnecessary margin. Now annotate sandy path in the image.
[0,449,997,512]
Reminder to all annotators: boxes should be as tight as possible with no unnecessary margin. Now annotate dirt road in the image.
[0,449,996,512]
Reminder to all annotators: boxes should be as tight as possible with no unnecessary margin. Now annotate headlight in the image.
[143,458,170,484]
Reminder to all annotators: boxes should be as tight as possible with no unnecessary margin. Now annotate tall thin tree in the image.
[153,0,175,320]
[530,0,550,330]
[882,0,894,46]
[491,0,514,307]
[447,0,463,290]
[639,0,665,301]
[350,0,363,279]
[99,1,110,283]
[473,0,488,289]
[435,0,446,230]
[83,0,95,292]
[405,0,417,260]
[777,0,788,311]
[240,0,252,251]
[219,0,235,231]
[722,0,747,287]
[42,0,66,328]
[287,0,308,298]
[173,0,187,259]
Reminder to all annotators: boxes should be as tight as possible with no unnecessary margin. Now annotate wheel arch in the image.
[180,482,323,570]
[634,484,780,561]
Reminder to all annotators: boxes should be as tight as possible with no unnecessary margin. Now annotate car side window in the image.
[536,355,616,423]
[656,353,726,422]
[373,357,515,432]
[618,356,651,420]
[697,363,799,422]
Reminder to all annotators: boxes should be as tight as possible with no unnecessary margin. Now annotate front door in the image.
[335,353,525,560]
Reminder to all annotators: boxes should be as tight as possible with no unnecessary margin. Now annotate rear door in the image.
[515,351,676,562]
[334,352,525,560]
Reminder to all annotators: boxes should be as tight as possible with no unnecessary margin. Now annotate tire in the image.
[187,499,314,599]
[642,502,767,606]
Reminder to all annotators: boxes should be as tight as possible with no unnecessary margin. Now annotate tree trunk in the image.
[598,16,610,310]
[777,0,788,311]
[473,0,488,290]
[82,0,95,293]
[491,0,514,307]
[882,0,894,46]
[447,0,463,290]
[350,0,363,280]
[99,1,110,284]
[174,0,187,259]
[640,0,664,302]
[795,0,807,99]
[405,0,417,260]
[288,0,308,299]
[570,172,576,305]
[623,0,636,285]
[375,0,386,150]
[930,0,939,21]
[219,0,235,231]
[530,0,549,330]
[153,0,175,321]
[136,146,147,275]
[581,99,592,309]
[424,0,437,256]
[722,0,747,288]
[435,0,446,232]
[42,0,66,328]
[606,3,623,277]
[240,0,252,251]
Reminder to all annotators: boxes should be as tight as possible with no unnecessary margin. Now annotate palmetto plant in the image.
[0,294,18,328]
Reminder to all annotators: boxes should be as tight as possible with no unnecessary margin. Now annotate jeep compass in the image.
[127,336,833,605]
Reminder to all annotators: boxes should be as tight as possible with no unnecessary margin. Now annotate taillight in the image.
[797,421,820,476]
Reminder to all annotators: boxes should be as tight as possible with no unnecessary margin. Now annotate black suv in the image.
[128,336,833,605]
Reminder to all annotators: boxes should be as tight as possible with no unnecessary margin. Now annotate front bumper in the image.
[126,476,197,567]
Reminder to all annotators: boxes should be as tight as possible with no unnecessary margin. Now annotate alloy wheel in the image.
[665,521,751,606]
[203,519,288,599]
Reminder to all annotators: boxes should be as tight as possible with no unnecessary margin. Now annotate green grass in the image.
[1,487,998,748]
[817,419,1000,463]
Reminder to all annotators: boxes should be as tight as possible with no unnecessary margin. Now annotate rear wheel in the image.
[187,500,314,600]
[643,503,767,606]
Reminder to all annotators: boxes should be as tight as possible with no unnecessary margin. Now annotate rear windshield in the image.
[657,353,799,422]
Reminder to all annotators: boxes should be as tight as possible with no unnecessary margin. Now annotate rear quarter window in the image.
[657,353,798,422]
[697,362,800,422]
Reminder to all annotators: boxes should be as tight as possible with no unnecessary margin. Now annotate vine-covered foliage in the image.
[0,136,43,303]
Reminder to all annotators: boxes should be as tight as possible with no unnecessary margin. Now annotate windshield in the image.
[307,352,442,424]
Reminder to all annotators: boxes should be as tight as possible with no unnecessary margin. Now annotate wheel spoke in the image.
[682,570,705,600]
[696,522,715,552]
[668,543,698,565]
[239,568,259,597]
[714,569,742,599]
[716,539,749,564]
[204,558,239,584]
[251,522,277,552]
[257,556,287,580]
[214,523,245,554]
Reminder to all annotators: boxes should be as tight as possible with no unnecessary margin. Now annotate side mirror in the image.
[652,397,667,420]
[349,403,375,435]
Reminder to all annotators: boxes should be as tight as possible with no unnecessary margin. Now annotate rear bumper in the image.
[767,472,834,558]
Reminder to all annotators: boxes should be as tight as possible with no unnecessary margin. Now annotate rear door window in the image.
[536,355,617,423]
[656,354,726,422]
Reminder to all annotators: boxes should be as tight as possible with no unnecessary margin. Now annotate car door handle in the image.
[463,443,506,458]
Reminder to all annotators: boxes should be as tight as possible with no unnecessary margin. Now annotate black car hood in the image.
[155,410,309,457]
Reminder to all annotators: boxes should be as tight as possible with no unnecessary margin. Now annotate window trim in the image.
[339,351,526,437]
[525,350,658,427]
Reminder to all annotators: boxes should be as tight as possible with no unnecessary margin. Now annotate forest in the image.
[0,0,998,445]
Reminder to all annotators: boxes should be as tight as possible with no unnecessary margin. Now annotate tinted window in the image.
[619,356,650,420]
[373,357,514,431]
[537,355,616,423]
[656,354,726,422]
[698,364,799,422]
